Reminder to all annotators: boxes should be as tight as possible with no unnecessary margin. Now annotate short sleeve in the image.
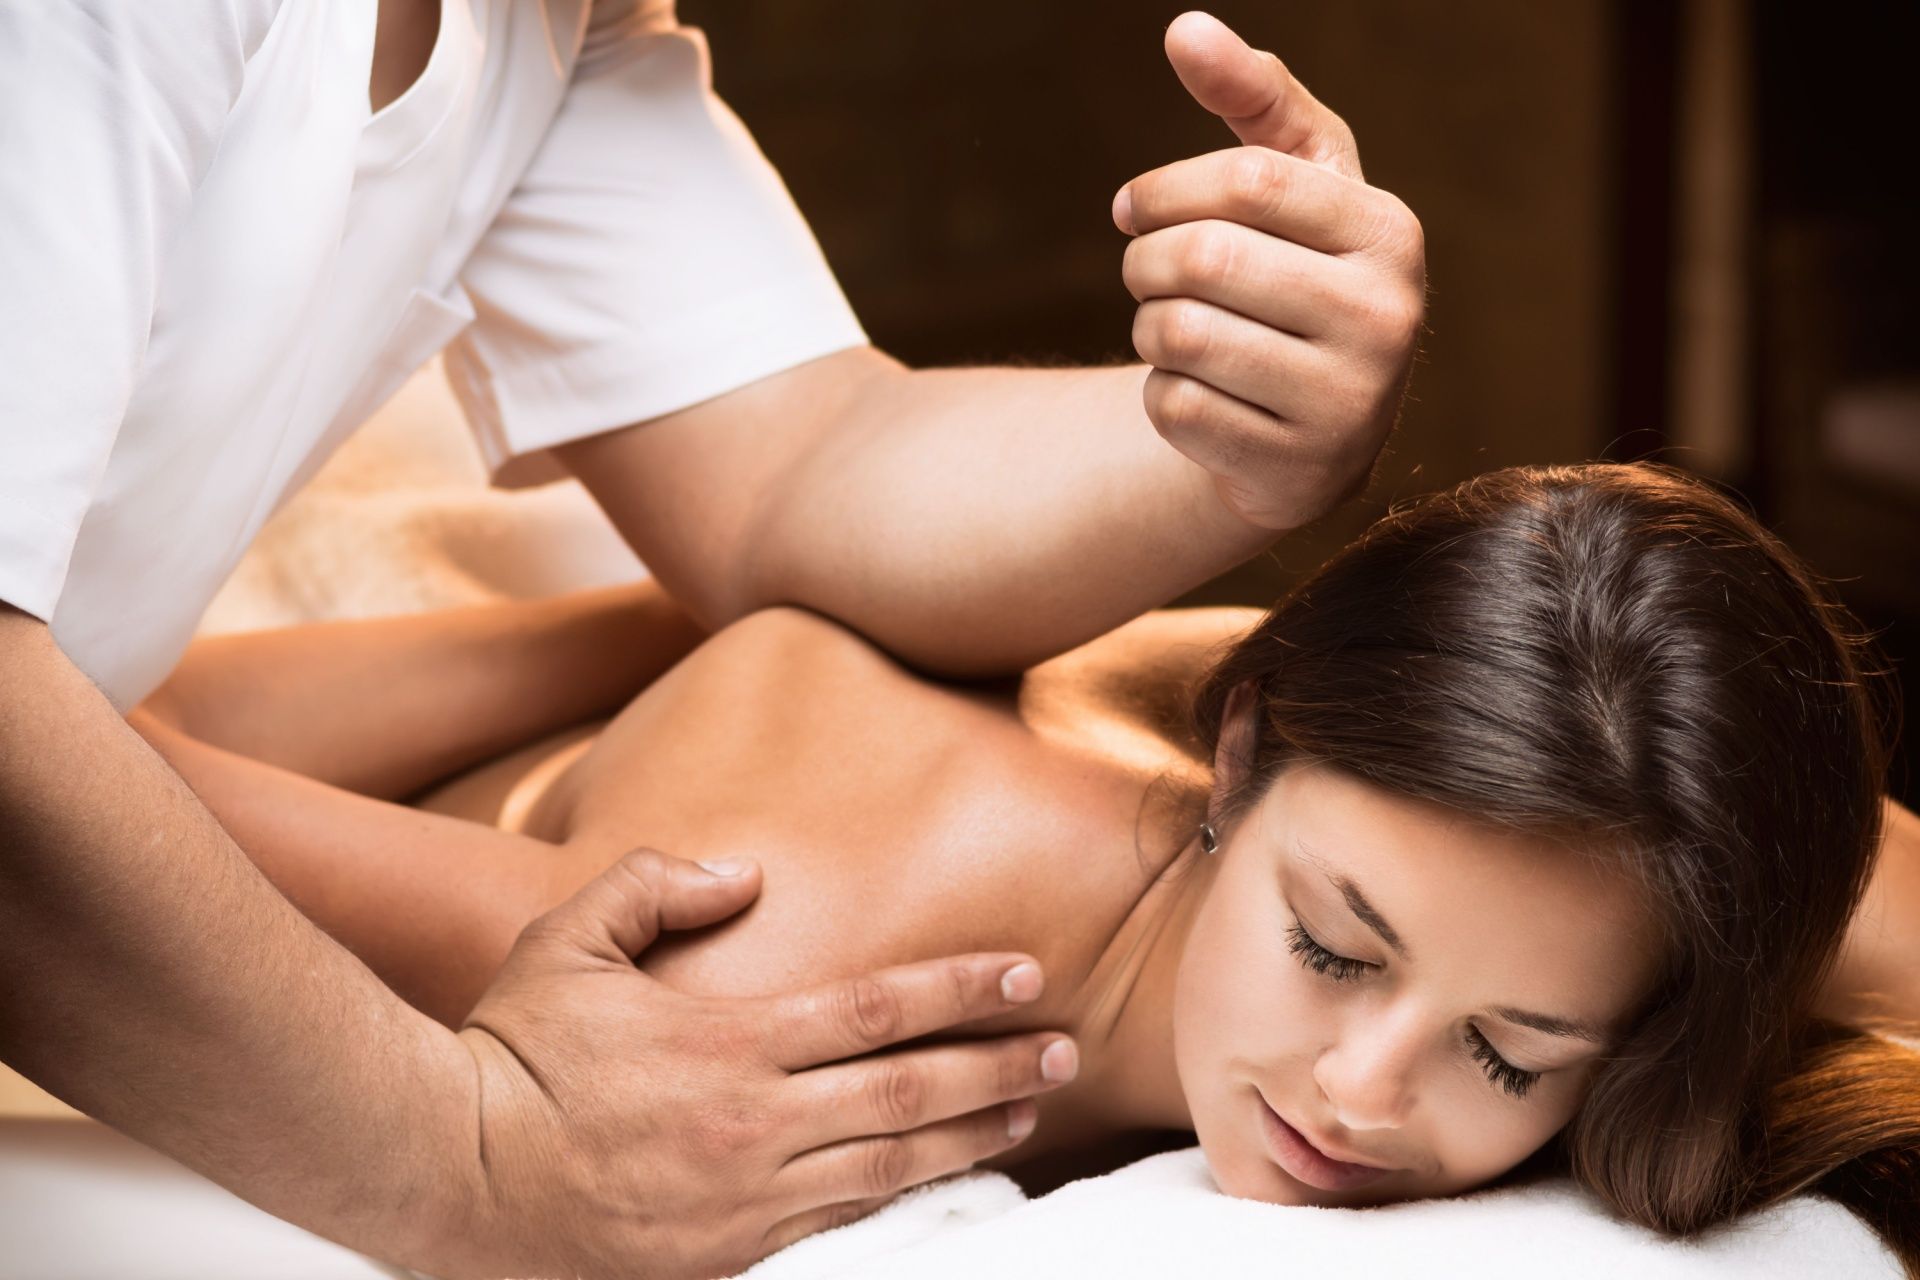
[443,5,868,482]
[0,2,273,620]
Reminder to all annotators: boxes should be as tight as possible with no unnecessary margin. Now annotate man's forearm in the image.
[747,360,1272,674]
[0,612,478,1270]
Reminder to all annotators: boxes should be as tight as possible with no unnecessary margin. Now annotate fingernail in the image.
[1000,962,1043,1004]
[698,859,748,877]
[1112,186,1135,234]
[1040,1038,1079,1084]
[1007,1099,1038,1142]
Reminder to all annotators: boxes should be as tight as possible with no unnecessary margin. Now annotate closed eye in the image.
[1285,920,1373,982]
[1467,1026,1542,1100]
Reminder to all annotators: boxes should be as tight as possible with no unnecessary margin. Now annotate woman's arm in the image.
[140,580,704,800]
[129,710,564,1026]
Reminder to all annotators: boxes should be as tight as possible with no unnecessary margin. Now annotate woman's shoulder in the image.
[673,602,1258,772]
[1018,607,1261,750]
[1048,606,1261,675]
[569,606,1178,1010]
[684,601,1258,690]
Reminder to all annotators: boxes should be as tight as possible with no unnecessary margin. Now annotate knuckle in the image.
[1158,301,1215,367]
[512,911,563,951]
[827,1201,869,1232]
[615,846,661,875]
[1130,305,1156,361]
[841,977,903,1045]
[685,1101,758,1162]
[610,847,665,893]
[708,1013,761,1068]
[1224,148,1281,217]
[870,1060,927,1130]
[508,910,587,967]
[1146,371,1209,437]
[1335,119,1361,157]
[995,1045,1032,1099]
[1176,223,1238,292]
[1369,193,1426,265]
[1353,281,1425,351]
[862,1135,912,1196]
[946,962,977,1022]
[1120,235,1147,292]
[1389,285,1427,341]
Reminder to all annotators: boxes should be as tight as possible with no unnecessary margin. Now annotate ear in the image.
[1209,680,1260,818]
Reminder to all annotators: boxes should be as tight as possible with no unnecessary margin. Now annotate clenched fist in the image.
[1116,11,1426,531]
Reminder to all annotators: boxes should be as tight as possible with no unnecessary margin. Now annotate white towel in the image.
[742,1148,1901,1280]
[739,1170,1027,1279]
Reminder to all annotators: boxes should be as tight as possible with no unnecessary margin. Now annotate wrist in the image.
[375,1022,498,1279]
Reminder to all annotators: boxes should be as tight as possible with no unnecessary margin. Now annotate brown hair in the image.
[1192,462,1920,1270]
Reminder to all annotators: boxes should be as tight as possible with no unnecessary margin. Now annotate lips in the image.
[1256,1093,1393,1193]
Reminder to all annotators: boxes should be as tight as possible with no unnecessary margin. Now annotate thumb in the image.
[1163,10,1362,180]
[544,847,762,964]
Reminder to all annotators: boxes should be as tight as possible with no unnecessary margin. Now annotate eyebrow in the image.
[1331,874,1410,960]
[1489,1007,1607,1043]
[1295,842,1412,960]
[1298,843,1609,1044]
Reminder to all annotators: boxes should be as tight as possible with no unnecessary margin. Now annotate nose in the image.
[1313,1010,1420,1131]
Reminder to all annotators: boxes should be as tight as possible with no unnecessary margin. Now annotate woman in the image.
[133,463,1920,1269]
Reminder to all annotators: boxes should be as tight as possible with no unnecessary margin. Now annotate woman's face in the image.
[1172,762,1659,1205]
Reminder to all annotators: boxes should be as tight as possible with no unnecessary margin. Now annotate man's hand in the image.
[1115,10,1427,531]
[441,849,1075,1279]
[555,14,1426,674]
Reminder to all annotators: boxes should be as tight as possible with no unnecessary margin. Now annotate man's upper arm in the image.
[0,605,62,707]
[442,10,869,493]
[553,345,905,629]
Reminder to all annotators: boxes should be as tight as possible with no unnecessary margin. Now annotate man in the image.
[0,3,1422,1276]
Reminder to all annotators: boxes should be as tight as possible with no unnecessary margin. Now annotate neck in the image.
[1062,838,1218,1133]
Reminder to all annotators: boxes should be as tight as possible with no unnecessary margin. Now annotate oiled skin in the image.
[417,606,1238,1168]
[412,605,1920,1168]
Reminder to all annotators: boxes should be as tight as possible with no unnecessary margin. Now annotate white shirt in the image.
[0,0,866,708]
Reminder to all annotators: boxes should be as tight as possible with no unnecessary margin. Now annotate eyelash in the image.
[1467,1027,1540,1099]
[1284,921,1543,1101]
[1285,921,1371,981]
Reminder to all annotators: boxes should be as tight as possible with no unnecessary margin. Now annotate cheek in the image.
[1172,930,1233,1087]
[1172,912,1274,1197]
[1412,1075,1588,1196]
[1172,884,1322,1189]
[1173,883,1294,1079]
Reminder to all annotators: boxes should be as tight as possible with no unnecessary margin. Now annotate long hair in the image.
[1191,462,1920,1270]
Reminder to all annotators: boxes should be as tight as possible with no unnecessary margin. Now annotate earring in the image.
[1199,821,1220,856]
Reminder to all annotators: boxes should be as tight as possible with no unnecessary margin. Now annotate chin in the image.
[1195,1134,1326,1207]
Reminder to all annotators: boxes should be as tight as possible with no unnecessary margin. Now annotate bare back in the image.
[420,606,1253,1035]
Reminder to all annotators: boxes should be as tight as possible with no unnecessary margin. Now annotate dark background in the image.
[677,1,1920,803]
